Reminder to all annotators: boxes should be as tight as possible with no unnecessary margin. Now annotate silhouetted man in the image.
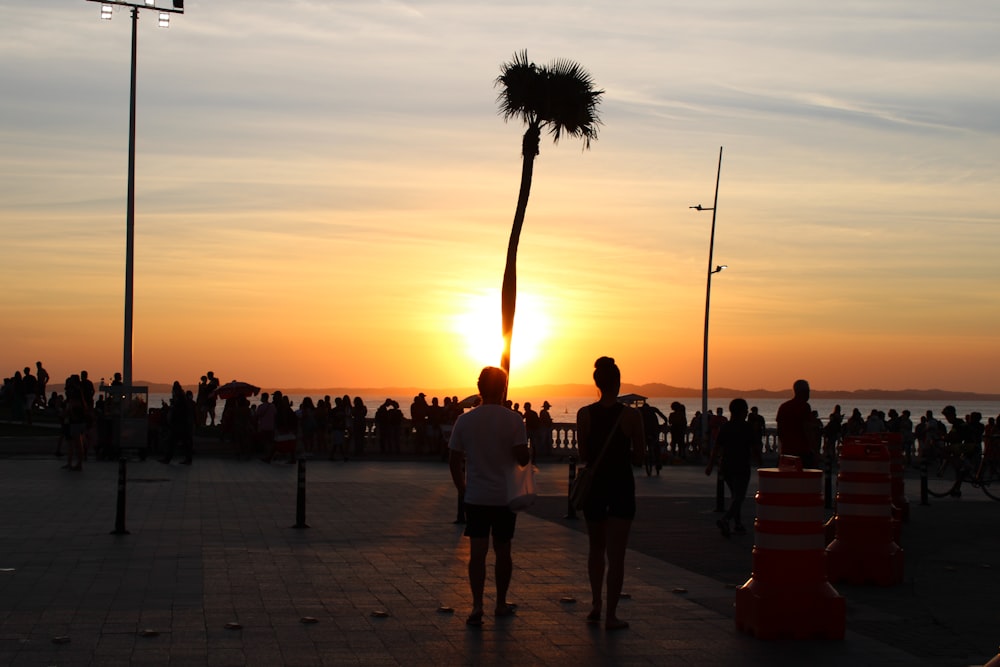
[448,366,530,627]
[776,379,818,468]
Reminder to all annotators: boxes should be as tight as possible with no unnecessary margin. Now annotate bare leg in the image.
[468,536,489,617]
[604,517,632,629]
[493,538,512,611]
[586,519,607,620]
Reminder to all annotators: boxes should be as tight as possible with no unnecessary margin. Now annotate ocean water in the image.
[146,391,1000,429]
[503,396,1000,428]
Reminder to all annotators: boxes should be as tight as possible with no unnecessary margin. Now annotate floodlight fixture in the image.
[86,0,185,15]
[101,4,113,19]
[158,12,169,27]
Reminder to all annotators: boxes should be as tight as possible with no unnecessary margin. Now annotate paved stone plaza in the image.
[0,451,996,666]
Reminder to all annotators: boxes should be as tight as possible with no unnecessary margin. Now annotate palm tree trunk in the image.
[501,124,541,387]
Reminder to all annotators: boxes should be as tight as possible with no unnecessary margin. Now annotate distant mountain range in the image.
[134,380,1000,401]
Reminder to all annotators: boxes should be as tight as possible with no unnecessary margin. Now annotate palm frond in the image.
[539,59,603,148]
[495,51,603,149]
[495,50,541,126]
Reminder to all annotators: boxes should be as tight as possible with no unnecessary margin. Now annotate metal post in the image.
[293,458,309,529]
[123,7,138,389]
[920,458,929,506]
[564,456,578,520]
[699,147,724,460]
[111,457,130,535]
[824,454,834,510]
[715,467,725,512]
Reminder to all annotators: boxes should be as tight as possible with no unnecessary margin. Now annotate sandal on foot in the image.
[586,610,601,624]
[465,611,483,627]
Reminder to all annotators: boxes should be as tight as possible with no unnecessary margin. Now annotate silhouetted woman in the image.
[351,396,368,457]
[299,397,317,454]
[668,401,688,460]
[63,374,87,471]
[576,356,644,631]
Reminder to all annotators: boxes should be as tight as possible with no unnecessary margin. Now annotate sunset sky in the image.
[2,1,999,395]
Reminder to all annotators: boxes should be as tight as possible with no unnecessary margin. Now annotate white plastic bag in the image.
[507,462,537,512]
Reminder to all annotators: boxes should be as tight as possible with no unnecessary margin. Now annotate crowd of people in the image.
[0,364,126,471]
[155,381,429,465]
[0,364,564,468]
[636,393,996,473]
[4,364,996,478]
[0,361,52,425]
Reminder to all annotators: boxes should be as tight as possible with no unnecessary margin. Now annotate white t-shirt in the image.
[449,404,528,506]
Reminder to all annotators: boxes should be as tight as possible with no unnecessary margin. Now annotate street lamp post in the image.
[691,146,725,507]
[86,0,184,389]
[85,1,184,455]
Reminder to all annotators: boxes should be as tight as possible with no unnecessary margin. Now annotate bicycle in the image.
[922,438,1000,500]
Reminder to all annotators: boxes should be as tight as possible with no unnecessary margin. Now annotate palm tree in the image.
[495,50,603,385]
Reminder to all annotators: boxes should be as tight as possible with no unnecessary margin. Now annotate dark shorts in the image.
[583,477,636,522]
[464,504,517,541]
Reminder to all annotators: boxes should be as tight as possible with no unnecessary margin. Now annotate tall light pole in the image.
[690,146,725,454]
[86,0,184,389]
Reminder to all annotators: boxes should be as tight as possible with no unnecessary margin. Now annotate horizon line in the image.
[132,380,1000,401]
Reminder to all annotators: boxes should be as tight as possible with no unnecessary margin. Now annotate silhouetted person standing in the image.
[160,381,193,465]
[706,398,760,537]
[523,401,542,463]
[668,402,688,460]
[20,367,37,425]
[448,366,529,628]
[539,401,554,455]
[776,379,817,468]
[577,356,644,631]
[639,401,667,475]
[35,361,49,409]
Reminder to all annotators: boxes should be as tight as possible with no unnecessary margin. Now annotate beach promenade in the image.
[0,440,997,666]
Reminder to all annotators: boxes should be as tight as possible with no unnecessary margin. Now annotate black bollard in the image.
[824,455,834,510]
[920,457,930,506]
[111,457,130,535]
[293,458,309,529]
[715,467,725,512]
[564,456,578,520]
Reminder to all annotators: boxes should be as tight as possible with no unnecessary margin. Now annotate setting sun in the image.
[452,289,552,373]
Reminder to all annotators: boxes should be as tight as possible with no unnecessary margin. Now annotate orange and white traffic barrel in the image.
[735,455,846,640]
[853,433,909,523]
[826,442,904,586]
[845,434,904,540]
